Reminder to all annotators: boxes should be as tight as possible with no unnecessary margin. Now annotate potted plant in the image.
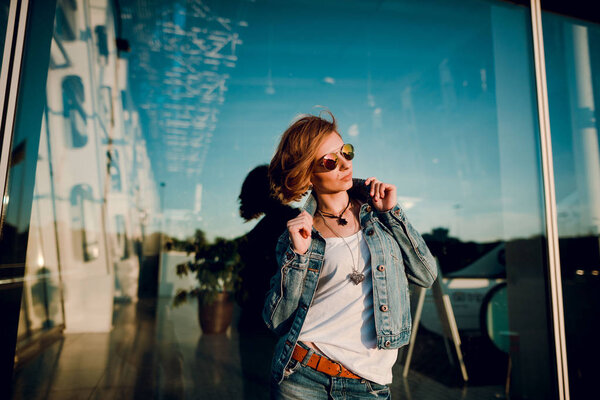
[173,229,243,334]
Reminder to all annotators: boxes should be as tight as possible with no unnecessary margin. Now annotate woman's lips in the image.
[341,173,352,181]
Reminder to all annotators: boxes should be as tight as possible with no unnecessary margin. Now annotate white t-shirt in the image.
[298,230,398,384]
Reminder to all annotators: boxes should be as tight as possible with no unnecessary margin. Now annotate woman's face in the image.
[310,131,353,196]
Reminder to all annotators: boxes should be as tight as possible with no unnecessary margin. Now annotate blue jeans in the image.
[271,359,391,399]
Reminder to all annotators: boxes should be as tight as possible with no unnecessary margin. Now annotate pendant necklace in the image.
[318,206,365,285]
[318,197,351,226]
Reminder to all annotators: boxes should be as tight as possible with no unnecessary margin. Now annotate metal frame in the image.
[529,1,570,399]
[0,0,18,118]
[0,0,30,222]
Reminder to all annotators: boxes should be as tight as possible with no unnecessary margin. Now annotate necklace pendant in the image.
[349,271,365,285]
[337,217,348,226]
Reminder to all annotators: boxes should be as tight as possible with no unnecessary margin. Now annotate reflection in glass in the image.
[114,214,130,260]
[21,0,156,335]
[481,282,509,353]
[62,75,88,148]
[17,117,66,345]
[70,184,100,262]
[108,149,122,192]
[94,25,108,58]
[54,0,78,42]
[30,267,60,329]
[543,12,600,398]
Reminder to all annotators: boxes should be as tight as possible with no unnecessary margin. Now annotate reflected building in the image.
[11,0,160,344]
[1,0,600,399]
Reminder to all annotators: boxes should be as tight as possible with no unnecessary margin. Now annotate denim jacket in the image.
[262,178,437,384]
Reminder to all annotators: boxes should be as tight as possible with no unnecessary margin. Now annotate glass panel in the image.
[0,0,57,396]
[543,12,600,399]
[54,0,78,42]
[108,149,122,192]
[21,118,65,336]
[7,0,562,399]
[70,184,100,261]
[121,0,556,398]
[9,0,124,352]
[62,75,89,148]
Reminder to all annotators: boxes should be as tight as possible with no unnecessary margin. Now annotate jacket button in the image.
[286,251,294,260]
[377,265,385,272]
[366,229,374,236]
[365,205,372,213]
[394,209,400,216]
[380,305,388,312]
[385,340,391,347]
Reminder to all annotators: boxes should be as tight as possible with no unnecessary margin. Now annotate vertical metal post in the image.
[1,0,30,221]
[402,286,425,378]
[529,1,570,399]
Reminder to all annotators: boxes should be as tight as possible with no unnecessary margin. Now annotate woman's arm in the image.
[262,231,310,335]
[365,177,437,288]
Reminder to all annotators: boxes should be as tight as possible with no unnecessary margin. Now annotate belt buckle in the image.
[331,360,343,377]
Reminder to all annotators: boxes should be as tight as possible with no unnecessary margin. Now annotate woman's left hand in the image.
[365,177,397,212]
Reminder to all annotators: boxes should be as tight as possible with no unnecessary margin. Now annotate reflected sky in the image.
[121,0,545,242]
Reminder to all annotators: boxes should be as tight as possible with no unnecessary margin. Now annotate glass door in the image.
[543,11,600,399]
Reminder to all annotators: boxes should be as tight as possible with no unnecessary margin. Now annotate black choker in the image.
[318,198,351,225]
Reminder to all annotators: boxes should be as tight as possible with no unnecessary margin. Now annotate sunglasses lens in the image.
[322,154,338,170]
[341,143,354,160]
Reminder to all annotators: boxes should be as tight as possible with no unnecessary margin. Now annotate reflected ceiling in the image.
[120,0,251,210]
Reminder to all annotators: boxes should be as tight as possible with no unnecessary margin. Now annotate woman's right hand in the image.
[287,211,313,255]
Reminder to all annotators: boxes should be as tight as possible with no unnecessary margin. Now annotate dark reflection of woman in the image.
[264,111,438,399]
[31,267,58,328]
[237,165,298,399]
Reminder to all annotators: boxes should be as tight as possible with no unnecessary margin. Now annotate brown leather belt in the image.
[291,344,361,379]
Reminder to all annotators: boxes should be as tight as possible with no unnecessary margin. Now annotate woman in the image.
[264,111,437,399]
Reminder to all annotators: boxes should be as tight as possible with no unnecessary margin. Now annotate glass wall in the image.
[3,0,589,399]
[123,1,557,395]
[543,11,600,399]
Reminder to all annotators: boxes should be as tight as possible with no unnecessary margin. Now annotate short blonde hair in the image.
[269,111,338,203]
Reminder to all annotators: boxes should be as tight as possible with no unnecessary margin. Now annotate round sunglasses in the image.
[318,143,355,170]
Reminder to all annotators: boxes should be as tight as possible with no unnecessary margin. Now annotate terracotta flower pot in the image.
[198,292,234,334]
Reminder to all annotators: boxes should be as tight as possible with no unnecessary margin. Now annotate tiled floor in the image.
[11,299,506,399]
